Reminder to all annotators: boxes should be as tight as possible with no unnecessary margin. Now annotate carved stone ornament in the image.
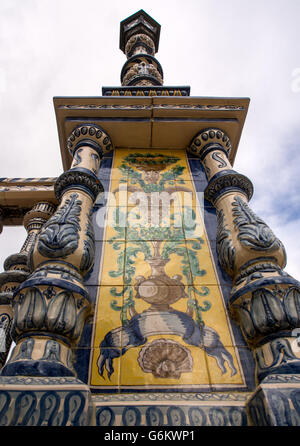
[216,209,236,275]
[232,195,284,253]
[54,170,104,202]
[125,33,155,57]
[189,128,232,158]
[122,59,163,86]
[11,286,91,342]
[38,193,81,259]
[66,124,113,157]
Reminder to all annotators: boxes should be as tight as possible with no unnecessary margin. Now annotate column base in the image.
[0,376,95,426]
[247,374,300,425]
[1,360,75,377]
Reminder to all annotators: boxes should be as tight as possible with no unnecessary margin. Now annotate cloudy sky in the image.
[0,0,299,280]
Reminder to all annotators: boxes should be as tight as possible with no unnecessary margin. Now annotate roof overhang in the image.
[0,95,250,226]
[54,95,250,171]
[0,178,57,226]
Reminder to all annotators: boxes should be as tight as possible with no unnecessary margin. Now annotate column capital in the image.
[67,124,113,158]
[189,128,232,159]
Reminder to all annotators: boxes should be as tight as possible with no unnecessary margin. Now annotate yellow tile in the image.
[91,148,243,392]
[185,238,219,286]
[93,285,125,348]
[182,206,206,240]
[206,345,245,386]
[98,240,125,286]
[120,334,210,388]
[104,206,127,239]
[90,347,121,387]
[107,180,129,207]
[198,285,236,346]
[124,242,152,285]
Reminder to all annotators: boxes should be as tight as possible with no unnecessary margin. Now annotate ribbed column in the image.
[189,129,300,384]
[0,202,55,368]
[1,124,113,378]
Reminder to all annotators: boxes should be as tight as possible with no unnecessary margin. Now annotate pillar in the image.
[189,128,300,425]
[0,124,113,426]
[0,202,55,368]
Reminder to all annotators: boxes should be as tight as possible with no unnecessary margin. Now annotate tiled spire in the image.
[119,10,163,87]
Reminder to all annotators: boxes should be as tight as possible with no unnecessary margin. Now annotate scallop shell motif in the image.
[137,339,193,379]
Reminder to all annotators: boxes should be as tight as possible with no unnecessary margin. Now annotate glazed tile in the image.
[124,242,153,285]
[97,206,127,240]
[231,346,256,391]
[90,347,121,388]
[126,224,185,242]
[98,240,126,286]
[93,285,125,349]
[77,315,94,348]
[119,336,211,391]
[88,148,257,397]
[174,183,202,210]
[85,284,98,302]
[125,286,190,316]
[93,205,107,236]
[187,158,207,180]
[83,241,104,286]
[194,285,237,346]
[205,344,246,389]
[182,206,206,240]
[107,180,129,207]
[185,238,226,286]
[98,157,113,180]
[73,347,92,384]
[124,241,194,286]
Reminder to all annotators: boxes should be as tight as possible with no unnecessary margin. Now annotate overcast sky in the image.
[0,0,299,281]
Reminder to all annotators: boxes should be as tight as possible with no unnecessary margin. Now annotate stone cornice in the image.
[0,178,57,226]
[53,95,249,170]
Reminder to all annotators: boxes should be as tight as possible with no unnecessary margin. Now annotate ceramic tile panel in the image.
[87,148,254,393]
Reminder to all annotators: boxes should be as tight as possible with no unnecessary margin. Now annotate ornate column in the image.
[0,208,3,234]
[189,128,300,425]
[1,124,111,378]
[0,124,113,426]
[0,202,55,368]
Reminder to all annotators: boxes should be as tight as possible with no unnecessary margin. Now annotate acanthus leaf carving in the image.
[80,211,95,274]
[37,193,81,259]
[216,209,236,275]
[232,195,282,252]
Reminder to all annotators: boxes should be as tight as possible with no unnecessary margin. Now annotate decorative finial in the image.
[119,10,163,87]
